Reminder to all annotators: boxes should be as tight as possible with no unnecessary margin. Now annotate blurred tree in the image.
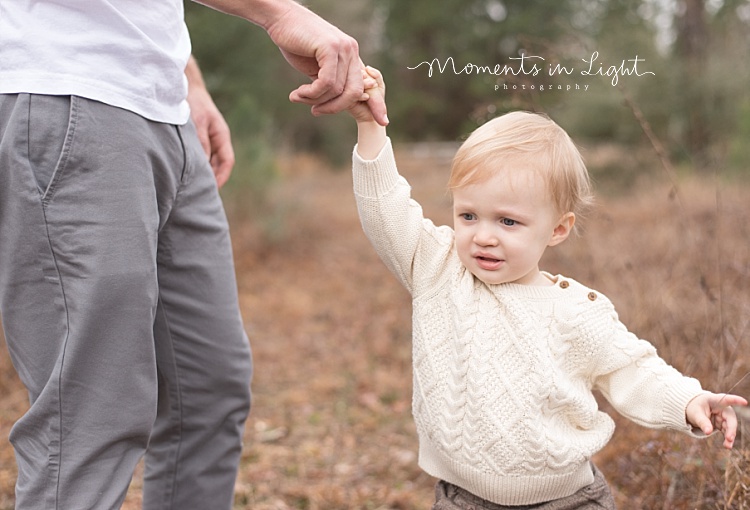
[379,0,586,140]
[660,0,750,172]
[712,0,750,174]
[184,0,749,179]
[559,0,669,145]
[185,2,282,194]
[675,0,711,169]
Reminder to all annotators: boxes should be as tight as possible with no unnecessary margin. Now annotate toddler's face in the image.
[452,161,570,286]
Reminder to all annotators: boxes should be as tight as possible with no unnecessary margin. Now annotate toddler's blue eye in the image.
[461,213,475,221]
[502,218,516,226]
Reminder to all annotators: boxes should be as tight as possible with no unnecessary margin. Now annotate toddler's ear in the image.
[549,212,575,247]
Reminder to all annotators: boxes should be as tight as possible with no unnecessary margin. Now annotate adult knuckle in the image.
[347,37,359,53]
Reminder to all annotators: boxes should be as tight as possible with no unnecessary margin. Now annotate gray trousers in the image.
[0,94,253,509]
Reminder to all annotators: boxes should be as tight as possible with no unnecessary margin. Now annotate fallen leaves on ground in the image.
[1,147,748,509]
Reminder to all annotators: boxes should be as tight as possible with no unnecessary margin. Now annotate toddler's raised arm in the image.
[347,67,388,160]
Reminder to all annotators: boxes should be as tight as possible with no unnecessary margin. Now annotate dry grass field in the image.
[0,145,749,509]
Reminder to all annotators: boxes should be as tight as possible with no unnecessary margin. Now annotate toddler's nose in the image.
[473,225,499,246]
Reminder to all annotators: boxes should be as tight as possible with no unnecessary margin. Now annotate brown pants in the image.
[432,465,616,510]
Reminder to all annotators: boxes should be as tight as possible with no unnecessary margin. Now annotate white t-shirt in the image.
[0,1,192,124]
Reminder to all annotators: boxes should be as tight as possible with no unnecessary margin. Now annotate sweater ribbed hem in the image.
[418,440,596,506]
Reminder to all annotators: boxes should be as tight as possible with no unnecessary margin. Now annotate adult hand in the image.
[264,3,388,126]
[186,56,236,188]
[686,392,747,449]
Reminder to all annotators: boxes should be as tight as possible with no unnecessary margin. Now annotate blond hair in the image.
[449,111,593,223]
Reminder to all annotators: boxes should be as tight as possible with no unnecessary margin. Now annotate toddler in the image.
[348,68,747,509]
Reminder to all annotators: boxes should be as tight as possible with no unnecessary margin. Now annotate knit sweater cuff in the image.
[352,138,401,198]
[662,377,706,436]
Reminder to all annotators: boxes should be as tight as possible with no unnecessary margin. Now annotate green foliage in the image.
[186,0,750,188]
[186,3,280,198]
[728,99,750,175]
[379,0,584,140]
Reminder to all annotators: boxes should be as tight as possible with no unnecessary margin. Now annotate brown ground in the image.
[1,146,749,509]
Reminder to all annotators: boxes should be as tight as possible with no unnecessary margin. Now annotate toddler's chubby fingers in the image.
[362,66,379,90]
[365,65,383,80]
[358,68,378,99]
[365,66,388,125]
[365,66,385,89]
[719,408,738,448]
[711,393,746,449]
[363,76,378,91]
[354,64,388,126]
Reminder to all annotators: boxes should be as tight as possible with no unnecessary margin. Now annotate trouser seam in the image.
[155,294,184,510]
[25,93,77,510]
[44,96,79,509]
[41,198,71,510]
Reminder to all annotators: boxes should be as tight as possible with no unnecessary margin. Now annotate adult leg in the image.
[142,120,252,510]
[0,95,186,508]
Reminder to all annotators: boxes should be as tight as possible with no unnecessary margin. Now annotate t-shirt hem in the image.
[0,74,189,125]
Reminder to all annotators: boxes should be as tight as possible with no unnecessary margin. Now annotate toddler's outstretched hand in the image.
[686,392,747,449]
[348,66,387,125]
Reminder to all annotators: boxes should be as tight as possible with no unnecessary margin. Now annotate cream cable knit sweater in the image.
[352,139,705,506]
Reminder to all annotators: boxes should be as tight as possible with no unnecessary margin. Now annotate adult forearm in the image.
[192,0,297,30]
[185,55,206,90]
[191,0,378,121]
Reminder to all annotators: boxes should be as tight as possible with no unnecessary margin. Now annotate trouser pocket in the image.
[26,94,76,200]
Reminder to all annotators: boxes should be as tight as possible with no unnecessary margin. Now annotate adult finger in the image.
[309,41,363,115]
[292,40,351,105]
[211,139,235,188]
[310,67,363,116]
[194,118,212,158]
